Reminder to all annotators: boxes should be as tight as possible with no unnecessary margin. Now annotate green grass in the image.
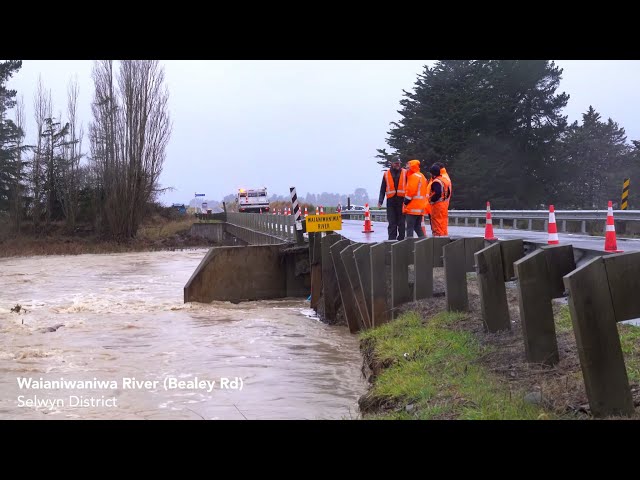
[361,311,546,420]
[619,323,640,383]
[555,304,573,334]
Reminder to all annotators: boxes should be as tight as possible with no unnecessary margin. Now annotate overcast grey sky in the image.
[8,60,640,206]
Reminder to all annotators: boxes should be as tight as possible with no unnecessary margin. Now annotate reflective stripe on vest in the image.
[440,170,452,201]
[385,169,407,198]
[429,178,447,204]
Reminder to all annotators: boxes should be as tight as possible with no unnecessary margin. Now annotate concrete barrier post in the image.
[464,237,485,272]
[391,239,414,318]
[499,239,524,281]
[353,244,373,321]
[563,256,634,417]
[309,233,323,310]
[542,245,575,298]
[432,237,451,268]
[443,238,468,312]
[475,243,510,332]
[341,244,371,329]
[371,241,393,327]
[605,252,640,322]
[321,234,342,322]
[414,237,434,300]
[331,239,360,333]
[514,249,558,366]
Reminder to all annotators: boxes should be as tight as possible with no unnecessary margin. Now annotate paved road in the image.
[338,219,640,252]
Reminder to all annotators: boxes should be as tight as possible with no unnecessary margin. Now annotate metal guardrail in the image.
[340,209,640,221]
[226,212,296,241]
[340,209,640,234]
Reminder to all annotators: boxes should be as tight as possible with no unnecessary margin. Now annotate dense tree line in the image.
[377,60,640,209]
[0,60,171,239]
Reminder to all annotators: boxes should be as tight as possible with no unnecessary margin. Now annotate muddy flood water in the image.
[0,249,366,419]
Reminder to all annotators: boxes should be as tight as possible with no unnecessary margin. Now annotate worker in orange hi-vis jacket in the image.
[402,159,428,238]
[428,164,451,237]
[434,162,452,235]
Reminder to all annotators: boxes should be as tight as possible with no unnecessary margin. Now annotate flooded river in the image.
[0,249,366,419]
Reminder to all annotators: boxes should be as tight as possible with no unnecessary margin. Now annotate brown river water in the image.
[0,249,366,420]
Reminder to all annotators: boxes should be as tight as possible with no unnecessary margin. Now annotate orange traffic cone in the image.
[421,214,428,237]
[484,201,497,240]
[548,205,559,244]
[304,207,308,218]
[320,206,324,215]
[604,201,623,252]
[362,203,374,233]
[272,208,276,215]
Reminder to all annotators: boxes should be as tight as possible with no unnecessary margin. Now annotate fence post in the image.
[353,244,373,322]
[391,239,414,318]
[443,239,468,312]
[321,234,342,323]
[341,243,371,329]
[563,256,634,417]
[414,238,433,300]
[371,241,393,327]
[514,249,558,366]
[331,239,360,333]
[475,243,510,332]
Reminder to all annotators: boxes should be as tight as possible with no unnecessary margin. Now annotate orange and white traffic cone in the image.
[304,207,308,218]
[604,200,623,252]
[315,206,319,215]
[362,203,374,233]
[272,208,276,215]
[547,205,559,244]
[484,201,497,240]
[320,206,324,215]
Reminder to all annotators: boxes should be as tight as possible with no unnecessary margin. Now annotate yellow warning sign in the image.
[305,213,342,232]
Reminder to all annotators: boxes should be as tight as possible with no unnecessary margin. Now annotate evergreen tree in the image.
[0,60,25,214]
[380,60,569,208]
[552,106,630,208]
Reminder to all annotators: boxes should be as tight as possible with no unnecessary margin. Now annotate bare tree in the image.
[56,77,83,230]
[31,76,50,232]
[90,60,171,240]
[10,95,25,231]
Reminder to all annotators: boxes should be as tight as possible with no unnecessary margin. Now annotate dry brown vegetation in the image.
[0,215,215,258]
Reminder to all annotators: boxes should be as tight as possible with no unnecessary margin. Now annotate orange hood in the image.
[408,159,421,173]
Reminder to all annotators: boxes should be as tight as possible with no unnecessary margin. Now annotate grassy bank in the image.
[0,217,218,258]
[359,304,640,420]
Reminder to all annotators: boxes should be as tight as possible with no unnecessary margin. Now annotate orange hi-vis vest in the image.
[429,178,450,204]
[423,178,433,215]
[405,172,428,215]
[385,169,407,198]
[440,168,452,202]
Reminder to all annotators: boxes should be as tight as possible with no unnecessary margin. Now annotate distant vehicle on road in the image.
[236,187,270,213]
[344,205,366,211]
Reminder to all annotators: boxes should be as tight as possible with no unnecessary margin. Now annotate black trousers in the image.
[386,200,405,241]
[406,214,425,238]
